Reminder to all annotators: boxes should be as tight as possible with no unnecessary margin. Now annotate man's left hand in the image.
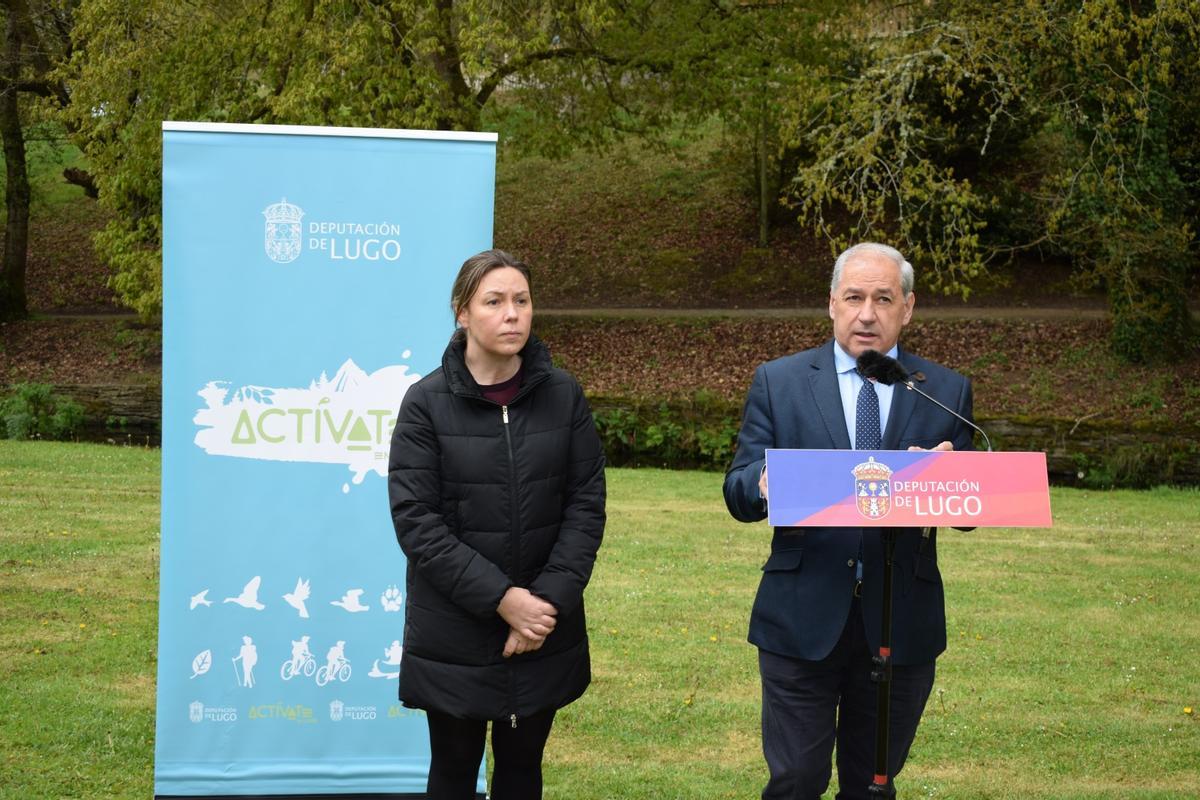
[908,441,954,452]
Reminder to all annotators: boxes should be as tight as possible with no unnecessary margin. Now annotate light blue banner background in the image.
[158,124,495,795]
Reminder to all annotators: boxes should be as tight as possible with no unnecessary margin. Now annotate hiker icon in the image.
[232,635,258,688]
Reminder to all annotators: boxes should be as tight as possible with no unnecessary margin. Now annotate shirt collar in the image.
[833,340,900,375]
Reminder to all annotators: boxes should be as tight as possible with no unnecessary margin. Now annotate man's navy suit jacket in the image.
[723,340,975,666]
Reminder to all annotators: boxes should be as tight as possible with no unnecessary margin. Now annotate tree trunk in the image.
[757,78,770,248]
[0,8,30,322]
[430,0,479,131]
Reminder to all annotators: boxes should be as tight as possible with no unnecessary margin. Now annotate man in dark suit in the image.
[723,243,975,800]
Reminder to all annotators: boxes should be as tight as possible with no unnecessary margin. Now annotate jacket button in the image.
[847,559,855,567]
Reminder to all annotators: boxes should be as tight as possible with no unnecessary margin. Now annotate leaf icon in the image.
[191,649,212,679]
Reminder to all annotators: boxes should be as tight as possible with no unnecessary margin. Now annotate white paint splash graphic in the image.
[193,356,420,489]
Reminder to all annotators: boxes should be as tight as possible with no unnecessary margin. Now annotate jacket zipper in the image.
[502,404,518,576]
[502,404,519,728]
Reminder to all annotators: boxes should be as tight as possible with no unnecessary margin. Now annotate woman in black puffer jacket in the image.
[388,249,605,800]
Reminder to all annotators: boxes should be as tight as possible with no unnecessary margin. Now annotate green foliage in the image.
[0,382,84,440]
[42,0,1200,360]
[1128,375,1170,413]
[591,393,741,470]
[0,128,89,212]
[1035,0,1199,362]
[784,14,1033,297]
[655,1,844,245]
[112,320,162,362]
[1074,442,1200,490]
[96,219,161,320]
[60,0,713,318]
[781,1,1199,358]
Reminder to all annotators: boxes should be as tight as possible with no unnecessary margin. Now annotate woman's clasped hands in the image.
[497,586,557,658]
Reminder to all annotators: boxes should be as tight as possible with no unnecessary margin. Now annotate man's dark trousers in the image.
[758,595,936,800]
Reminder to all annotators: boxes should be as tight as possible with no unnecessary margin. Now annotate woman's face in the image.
[457,266,532,362]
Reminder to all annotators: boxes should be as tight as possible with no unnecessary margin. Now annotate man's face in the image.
[828,251,915,358]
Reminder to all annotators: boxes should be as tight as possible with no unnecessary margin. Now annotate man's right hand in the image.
[497,587,557,642]
[758,465,768,502]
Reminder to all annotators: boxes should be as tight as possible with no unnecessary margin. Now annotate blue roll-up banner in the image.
[158,122,496,796]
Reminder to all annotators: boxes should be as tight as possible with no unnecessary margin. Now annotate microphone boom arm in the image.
[900,379,992,452]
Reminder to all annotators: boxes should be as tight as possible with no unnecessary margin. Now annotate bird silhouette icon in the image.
[331,588,369,613]
[189,589,212,610]
[223,576,266,610]
[283,577,311,618]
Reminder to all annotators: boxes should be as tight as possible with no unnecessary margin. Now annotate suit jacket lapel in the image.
[808,341,852,450]
[882,346,919,449]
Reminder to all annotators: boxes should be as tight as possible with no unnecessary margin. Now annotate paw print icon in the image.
[380,585,404,613]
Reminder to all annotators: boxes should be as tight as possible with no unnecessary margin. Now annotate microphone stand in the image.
[900,380,992,452]
[855,352,989,795]
[868,526,898,798]
[865,409,982,797]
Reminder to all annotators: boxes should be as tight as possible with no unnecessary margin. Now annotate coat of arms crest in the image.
[263,198,304,263]
[852,456,893,519]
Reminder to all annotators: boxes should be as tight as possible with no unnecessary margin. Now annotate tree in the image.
[593,1,846,249]
[784,6,1038,298]
[685,2,844,248]
[62,0,708,319]
[0,0,73,322]
[780,0,1198,360]
[1034,0,1198,362]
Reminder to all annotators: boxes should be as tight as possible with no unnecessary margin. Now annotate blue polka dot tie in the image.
[856,378,882,450]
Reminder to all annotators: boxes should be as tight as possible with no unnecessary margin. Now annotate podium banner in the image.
[157,122,495,796]
[766,449,1052,528]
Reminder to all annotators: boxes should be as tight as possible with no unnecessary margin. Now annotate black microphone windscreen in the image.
[856,349,909,385]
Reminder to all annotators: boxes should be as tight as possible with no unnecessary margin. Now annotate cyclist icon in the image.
[281,635,315,681]
[316,640,351,686]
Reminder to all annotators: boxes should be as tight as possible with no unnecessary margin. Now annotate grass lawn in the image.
[1,441,1197,798]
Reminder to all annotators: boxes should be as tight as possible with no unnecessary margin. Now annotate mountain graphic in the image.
[331,359,368,393]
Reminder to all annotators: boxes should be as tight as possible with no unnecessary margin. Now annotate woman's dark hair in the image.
[450,249,532,342]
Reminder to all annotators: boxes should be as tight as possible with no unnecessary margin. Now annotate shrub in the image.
[591,393,742,470]
[0,383,85,440]
[1072,441,1199,490]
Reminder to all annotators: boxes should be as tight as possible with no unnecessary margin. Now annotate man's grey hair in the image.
[830,242,914,297]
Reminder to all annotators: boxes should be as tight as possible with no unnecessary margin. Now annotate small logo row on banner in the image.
[191,637,403,688]
[190,577,404,617]
[187,700,427,725]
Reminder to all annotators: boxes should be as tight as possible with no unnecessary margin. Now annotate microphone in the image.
[857,349,909,386]
[856,349,992,452]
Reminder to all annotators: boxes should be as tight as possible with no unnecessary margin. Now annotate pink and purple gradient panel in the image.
[765,449,1052,528]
